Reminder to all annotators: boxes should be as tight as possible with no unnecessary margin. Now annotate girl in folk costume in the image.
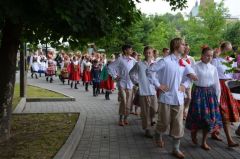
[69,56,80,89]
[232,51,240,80]
[211,41,240,147]
[82,56,92,91]
[38,52,47,77]
[30,52,40,79]
[186,47,222,150]
[99,54,107,94]
[100,60,115,100]
[108,44,137,126]
[147,38,197,158]
[129,46,158,138]
[60,55,71,85]
[91,60,101,96]
[181,43,195,120]
[46,52,57,83]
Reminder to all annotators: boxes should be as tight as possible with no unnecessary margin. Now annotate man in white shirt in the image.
[147,38,197,159]
[129,46,158,138]
[108,44,137,126]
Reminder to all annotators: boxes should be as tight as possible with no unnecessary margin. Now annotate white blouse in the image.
[193,61,221,101]
[211,57,232,79]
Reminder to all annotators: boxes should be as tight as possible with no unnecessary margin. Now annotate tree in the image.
[0,0,187,140]
[181,0,228,56]
[223,22,240,46]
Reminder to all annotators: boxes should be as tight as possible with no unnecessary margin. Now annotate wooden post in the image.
[20,43,26,97]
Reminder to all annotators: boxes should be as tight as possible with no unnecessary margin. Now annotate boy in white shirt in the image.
[108,44,137,126]
[147,38,197,159]
[129,46,158,137]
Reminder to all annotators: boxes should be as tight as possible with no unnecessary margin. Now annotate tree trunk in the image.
[0,19,22,141]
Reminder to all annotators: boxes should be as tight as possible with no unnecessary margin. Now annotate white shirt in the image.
[211,57,232,79]
[193,62,221,101]
[147,54,195,106]
[129,60,156,96]
[108,55,136,89]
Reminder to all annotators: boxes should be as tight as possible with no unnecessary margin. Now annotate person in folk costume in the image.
[69,56,80,89]
[100,60,115,100]
[232,50,240,80]
[38,51,47,77]
[82,56,92,91]
[30,51,40,79]
[130,51,140,115]
[181,43,195,120]
[91,60,101,96]
[147,38,197,158]
[108,44,137,126]
[129,46,158,138]
[75,51,82,84]
[46,51,57,83]
[185,47,222,150]
[211,41,240,147]
[99,53,107,94]
[60,55,71,85]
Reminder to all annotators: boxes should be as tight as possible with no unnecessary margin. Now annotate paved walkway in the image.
[23,74,240,159]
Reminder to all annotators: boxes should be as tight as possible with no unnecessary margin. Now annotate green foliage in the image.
[181,0,228,56]
[223,22,240,46]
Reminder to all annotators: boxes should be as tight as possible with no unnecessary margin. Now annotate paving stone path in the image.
[22,74,240,159]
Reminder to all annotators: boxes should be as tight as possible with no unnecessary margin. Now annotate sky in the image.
[136,0,240,18]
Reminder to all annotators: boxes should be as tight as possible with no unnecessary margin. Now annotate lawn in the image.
[13,83,66,110]
[0,113,79,159]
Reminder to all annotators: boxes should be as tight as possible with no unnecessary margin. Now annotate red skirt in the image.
[104,76,114,90]
[219,79,240,122]
[100,80,105,89]
[83,70,91,82]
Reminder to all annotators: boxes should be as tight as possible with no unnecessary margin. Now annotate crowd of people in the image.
[28,38,240,159]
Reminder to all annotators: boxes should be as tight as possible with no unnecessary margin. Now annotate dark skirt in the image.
[186,86,222,132]
[219,79,240,122]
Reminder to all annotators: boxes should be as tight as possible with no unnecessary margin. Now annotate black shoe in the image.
[74,83,78,89]
[46,77,48,81]
[31,74,33,78]
[71,82,73,88]
[50,78,53,83]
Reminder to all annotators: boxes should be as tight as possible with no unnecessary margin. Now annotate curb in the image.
[13,97,26,113]
[27,84,76,101]
[53,111,87,159]
[26,97,75,102]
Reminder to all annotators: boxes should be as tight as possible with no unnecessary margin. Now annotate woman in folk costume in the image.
[186,47,222,150]
[211,41,240,147]
[129,46,158,138]
[181,43,195,120]
[38,52,47,77]
[30,52,40,79]
[60,55,71,85]
[46,51,57,83]
[82,56,92,91]
[100,60,115,100]
[69,56,80,89]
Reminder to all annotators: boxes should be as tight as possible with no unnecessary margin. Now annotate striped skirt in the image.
[186,86,222,132]
[219,79,240,122]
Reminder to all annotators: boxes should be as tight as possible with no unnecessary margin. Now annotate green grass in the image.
[0,113,79,159]
[13,84,66,110]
